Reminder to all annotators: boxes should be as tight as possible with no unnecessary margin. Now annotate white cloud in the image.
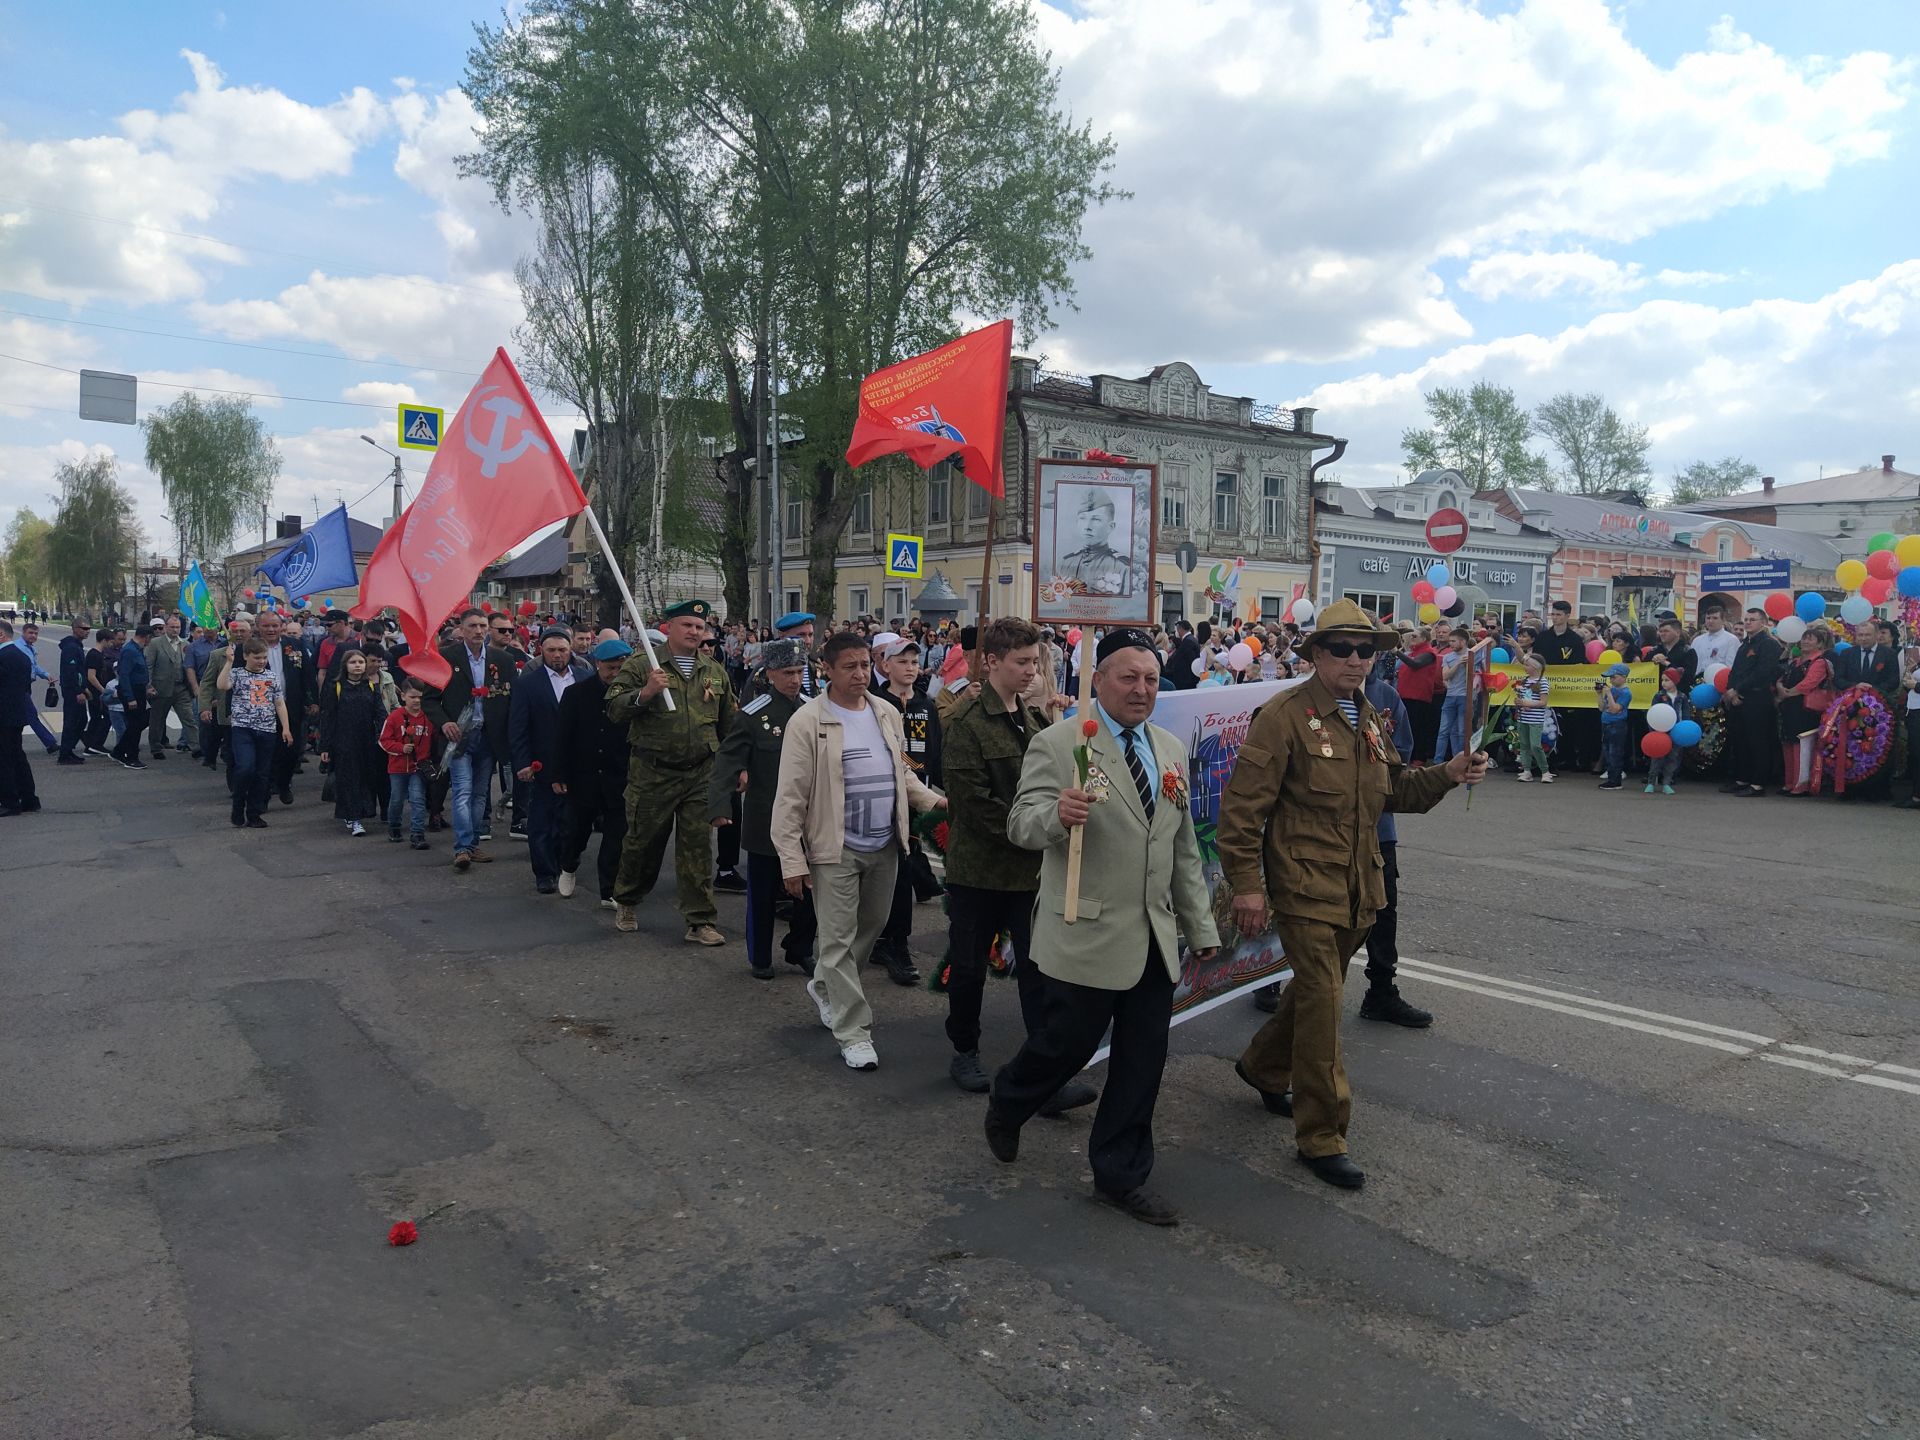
[1299,260,1920,490]
[1035,0,1909,368]
[390,89,537,278]
[341,380,420,406]
[1462,251,1643,301]
[1654,268,1732,288]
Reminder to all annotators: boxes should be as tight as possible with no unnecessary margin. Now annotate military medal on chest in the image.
[1083,760,1114,802]
[1305,706,1334,758]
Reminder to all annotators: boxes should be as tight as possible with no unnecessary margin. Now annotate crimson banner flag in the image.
[845,319,1013,497]
[352,348,587,689]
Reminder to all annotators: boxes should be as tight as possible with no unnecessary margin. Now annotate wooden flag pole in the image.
[582,504,674,712]
[1062,638,1096,923]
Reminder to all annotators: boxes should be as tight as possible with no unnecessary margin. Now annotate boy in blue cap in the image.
[1598,662,1632,790]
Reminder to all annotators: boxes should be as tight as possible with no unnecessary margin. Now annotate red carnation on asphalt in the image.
[387,1221,418,1247]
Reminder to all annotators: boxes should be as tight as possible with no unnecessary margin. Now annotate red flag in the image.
[845,320,1013,497]
[352,348,586,688]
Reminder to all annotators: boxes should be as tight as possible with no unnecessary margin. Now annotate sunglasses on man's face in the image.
[1318,641,1376,660]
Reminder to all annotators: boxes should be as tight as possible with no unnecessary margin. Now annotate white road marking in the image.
[1396,956,1920,1099]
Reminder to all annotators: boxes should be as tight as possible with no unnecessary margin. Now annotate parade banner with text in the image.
[1092,677,1301,1064]
[845,319,1013,497]
[1486,662,1661,709]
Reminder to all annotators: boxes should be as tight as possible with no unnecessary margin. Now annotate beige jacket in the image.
[1007,711,1220,991]
[772,692,941,878]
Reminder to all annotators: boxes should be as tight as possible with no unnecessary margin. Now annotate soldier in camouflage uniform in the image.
[605,599,736,945]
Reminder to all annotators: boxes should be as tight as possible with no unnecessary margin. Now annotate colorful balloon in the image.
[1840,594,1873,624]
[1867,550,1900,581]
[1763,592,1793,621]
[1490,647,1510,663]
[1245,635,1263,657]
[1433,585,1458,609]
[1898,535,1920,568]
[1671,719,1702,747]
[1862,576,1895,604]
[1775,616,1807,643]
[1425,562,1449,587]
[1641,732,1673,759]
[1714,667,1731,692]
[1585,639,1605,663]
[1290,598,1316,624]
[1793,591,1827,621]
[1411,580,1436,604]
[1418,602,1440,623]
[1691,682,1720,708]
[1647,702,1677,733]
[1835,558,1868,590]
[1598,649,1622,666]
[1899,567,1920,600]
[1227,642,1254,672]
[1868,531,1897,554]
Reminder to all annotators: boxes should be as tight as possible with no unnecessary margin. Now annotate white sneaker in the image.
[841,1040,879,1071]
[805,977,834,1029]
[349,820,366,836]
[599,897,615,910]
[1516,772,1533,782]
[1540,771,1555,783]
[557,869,577,898]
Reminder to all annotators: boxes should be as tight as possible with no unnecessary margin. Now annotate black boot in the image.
[1359,985,1433,1028]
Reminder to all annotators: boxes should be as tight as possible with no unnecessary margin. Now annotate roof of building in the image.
[1322,483,1546,540]
[1492,488,1698,555]
[493,529,570,580]
[1708,461,1920,510]
[1663,512,1843,570]
[1018,368,1328,440]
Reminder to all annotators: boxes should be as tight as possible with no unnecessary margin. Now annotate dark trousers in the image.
[111,700,148,762]
[1727,698,1776,787]
[270,733,297,795]
[1600,722,1627,785]
[1363,843,1399,991]
[202,720,226,769]
[0,728,34,809]
[1559,709,1599,770]
[878,850,915,961]
[229,727,275,822]
[989,944,1174,1197]
[60,696,88,758]
[741,851,816,971]
[715,793,741,873]
[526,780,569,882]
[944,883,1043,1055]
[1404,697,1440,762]
[1907,711,1920,797]
[85,694,112,751]
[560,771,627,900]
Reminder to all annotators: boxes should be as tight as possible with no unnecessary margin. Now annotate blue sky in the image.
[2,0,1916,555]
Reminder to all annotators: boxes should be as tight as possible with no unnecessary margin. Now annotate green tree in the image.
[44,455,140,615]
[1669,456,1761,506]
[464,0,1121,616]
[2,507,54,610]
[141,392,281,565]
[1402,383,1549,491]
[1531,392,1651,497]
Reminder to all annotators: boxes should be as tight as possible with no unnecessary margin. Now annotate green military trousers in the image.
[613,756,717,924]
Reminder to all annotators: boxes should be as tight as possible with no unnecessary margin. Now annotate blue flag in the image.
[259,503,358,599]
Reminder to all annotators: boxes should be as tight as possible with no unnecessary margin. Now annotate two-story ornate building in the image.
[791,357,1343,626]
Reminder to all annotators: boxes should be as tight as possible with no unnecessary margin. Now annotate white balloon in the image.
[1840,594,1873,624]
[1434,585,1458,609]
[1700,662,1727,684]
[1228,642,1254,671]
[1290,598,1316,624]
[1647,702,1677,733]
[1192,656,1208,677]
[1776,616,1807,643]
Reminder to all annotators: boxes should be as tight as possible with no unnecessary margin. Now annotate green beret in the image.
[662,599,712,621]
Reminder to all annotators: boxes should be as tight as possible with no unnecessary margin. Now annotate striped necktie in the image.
[1121,727,1156,819]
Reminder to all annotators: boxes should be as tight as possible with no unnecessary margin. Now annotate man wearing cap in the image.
[552,637,634,907]
[983,628,1219,1226]
[709,637,814,979]
[1216,600,1486,1191]
[510,628,592,895]
[762,612,820,699]
[1055,488,1132,597]
[605,599,736,945]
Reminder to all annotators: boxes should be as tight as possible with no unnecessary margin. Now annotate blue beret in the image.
[774,611,815,632]
[591,638,633,661]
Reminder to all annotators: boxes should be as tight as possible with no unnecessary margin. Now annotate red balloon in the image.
[518,600,538,616]
[1867,549,1900,580]
[1861,575,1894,605]
[1762,592,1793,621]
[481,602,493,613]
[1713,667,1731,692]
[1641,732,1674,759]
[1411,580,1436,603]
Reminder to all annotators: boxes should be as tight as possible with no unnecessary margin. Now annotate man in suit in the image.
[1841,620,1900,698]
[509,628,591,894]
[423,606,518,871]
[1164,621,1200,691]
[1217,601,1484,1190]
[252,610,310,803]
[984,628,1221,1227]
[554,637,635,908]
[0,619,39,816]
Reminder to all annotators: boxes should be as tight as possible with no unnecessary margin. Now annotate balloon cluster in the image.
[1767,534,1920,637]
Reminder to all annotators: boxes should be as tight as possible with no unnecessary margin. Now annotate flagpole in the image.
[581,504,676,712]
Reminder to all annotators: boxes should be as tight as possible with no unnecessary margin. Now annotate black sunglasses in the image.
[1316,640,1376,659]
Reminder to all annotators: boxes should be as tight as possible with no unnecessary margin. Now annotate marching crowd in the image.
[2,579,1899,1217]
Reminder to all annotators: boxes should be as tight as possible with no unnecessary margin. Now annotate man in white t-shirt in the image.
[772,630,940,1071]
[1691,606,1739,676]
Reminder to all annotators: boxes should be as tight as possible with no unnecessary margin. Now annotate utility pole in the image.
[770,309,784,618]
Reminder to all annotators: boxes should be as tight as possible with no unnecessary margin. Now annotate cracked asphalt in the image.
[4,662,1917,1439]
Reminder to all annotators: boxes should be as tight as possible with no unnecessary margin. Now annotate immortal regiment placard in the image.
[1090,677,1300,1063]
[1032,457,1158,627]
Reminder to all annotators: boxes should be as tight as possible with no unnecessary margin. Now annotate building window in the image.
[1577,580,1610,615]
[1160,587,1183,626]
[1213,472,1239,533]
[1260,595,1283,623]
[1050,446,1082,460]
[1261,475,1288,538]
[849,585,869,616]
[1342,589,1397,624]
[851,490,872,535]
[784,588,803,615]
[968,480,989,519]
[927,466,949,524]
[1161,464,1188,529]
[1716,534,1734,561]
[884,583,907,618]
[785,495,803,540]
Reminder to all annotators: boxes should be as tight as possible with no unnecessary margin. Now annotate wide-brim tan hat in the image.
[1304,598,1400,651]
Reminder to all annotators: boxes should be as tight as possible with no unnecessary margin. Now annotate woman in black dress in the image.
[319,649,386,835]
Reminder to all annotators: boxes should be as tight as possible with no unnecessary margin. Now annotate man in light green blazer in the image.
[984,627,1220,1226]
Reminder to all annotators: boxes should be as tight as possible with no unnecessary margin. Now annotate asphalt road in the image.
[3,668,1917,1439]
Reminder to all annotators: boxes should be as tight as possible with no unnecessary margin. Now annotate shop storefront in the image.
[1314,487,1554,626]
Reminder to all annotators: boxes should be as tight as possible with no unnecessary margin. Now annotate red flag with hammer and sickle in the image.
[353,348,586,688]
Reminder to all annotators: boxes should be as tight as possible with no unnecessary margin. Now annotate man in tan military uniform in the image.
[1216,600,1486,1190]
[606,598,736,945]
[1056,487,1131,596]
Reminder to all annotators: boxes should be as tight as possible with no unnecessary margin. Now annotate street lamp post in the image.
[361,436,405,525]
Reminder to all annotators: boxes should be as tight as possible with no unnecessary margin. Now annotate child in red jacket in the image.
[379,681,436,848]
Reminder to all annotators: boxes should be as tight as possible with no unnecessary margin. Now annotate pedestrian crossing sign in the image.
[397,403,444,451]
[885,532,923,578]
